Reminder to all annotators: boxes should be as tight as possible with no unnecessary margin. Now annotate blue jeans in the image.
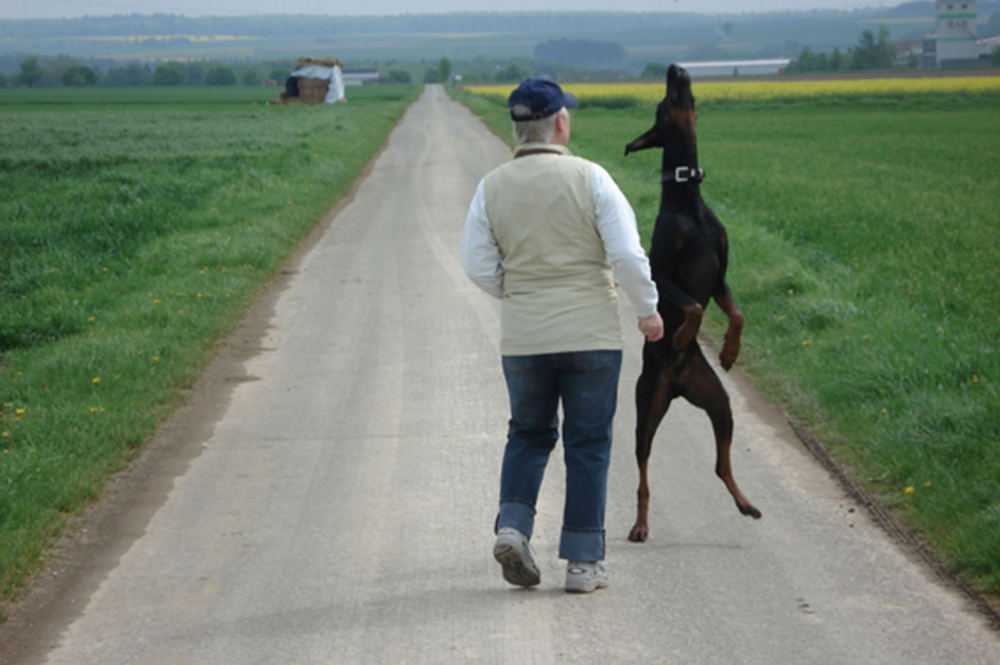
[497,350,623,562]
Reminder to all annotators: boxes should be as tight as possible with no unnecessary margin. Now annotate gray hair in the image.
[513,107,569,145]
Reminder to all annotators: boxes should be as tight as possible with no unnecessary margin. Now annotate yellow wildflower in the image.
[904,486,915,494]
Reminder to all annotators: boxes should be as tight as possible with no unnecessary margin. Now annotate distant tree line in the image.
[0,54,295,88]
[785,25,896,73]
[0,52,548,89]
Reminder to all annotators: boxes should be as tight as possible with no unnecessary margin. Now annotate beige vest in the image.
[483,143,623,355]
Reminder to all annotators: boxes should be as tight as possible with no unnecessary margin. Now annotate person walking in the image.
[460,77,664,593]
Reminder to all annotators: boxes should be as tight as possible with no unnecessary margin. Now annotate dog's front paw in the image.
[719,330,741,371]
[719,346,738,371]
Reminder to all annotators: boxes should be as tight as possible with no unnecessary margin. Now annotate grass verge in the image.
[454,86,1000,599]
[0,83,421,606]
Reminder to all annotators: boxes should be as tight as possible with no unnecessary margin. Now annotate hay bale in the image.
[296,77,329,104]
[296,56,343,69]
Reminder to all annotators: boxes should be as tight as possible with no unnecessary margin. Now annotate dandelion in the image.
[923,481,932,488]
[153,299,162,305]
[87,316,96,322]
[972,374,979,383]
[904,486,915,494]
[102,267,109,273]
[802,340,811,346]
[2,432,9,439]
[92,377,101,384]
[152,356,160,362]
[15,408,25,416]
[880,408,888,415]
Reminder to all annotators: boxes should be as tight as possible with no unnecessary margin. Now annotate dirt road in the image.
[6,85,999,664]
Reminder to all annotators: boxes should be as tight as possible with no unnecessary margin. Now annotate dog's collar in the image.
[661,166,705,184]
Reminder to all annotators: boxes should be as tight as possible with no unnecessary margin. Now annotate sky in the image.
[1,1,889,21]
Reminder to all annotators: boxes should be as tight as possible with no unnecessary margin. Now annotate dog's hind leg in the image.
[630,345,675,542]
[682,350,762,519]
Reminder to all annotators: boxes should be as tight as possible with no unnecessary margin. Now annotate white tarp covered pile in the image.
[291,63,345,104]
[275,56,347,105]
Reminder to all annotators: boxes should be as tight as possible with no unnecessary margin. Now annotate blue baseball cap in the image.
[507,77,578,121]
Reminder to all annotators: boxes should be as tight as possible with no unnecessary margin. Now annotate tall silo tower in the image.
[932,1,978,65]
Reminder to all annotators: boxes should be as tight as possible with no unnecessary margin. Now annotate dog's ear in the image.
[625,126,661,155]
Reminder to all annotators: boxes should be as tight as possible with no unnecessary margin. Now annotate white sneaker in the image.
[493,527,540,587]
[565,561,608,593]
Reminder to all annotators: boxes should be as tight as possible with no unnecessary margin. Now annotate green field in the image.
[457,88,1000,598]
[0,84,420,605]
[2,81,999,614]
[0,84,285,109]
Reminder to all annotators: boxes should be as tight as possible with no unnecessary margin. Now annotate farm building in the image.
[276,57,347,104]
[343,69,380,85]
[678,59,790,77]
[923,1,986,66]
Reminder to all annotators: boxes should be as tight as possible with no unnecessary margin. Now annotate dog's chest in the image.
[651,208,724,299]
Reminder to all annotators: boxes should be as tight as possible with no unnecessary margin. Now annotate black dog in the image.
[624,64,761,542]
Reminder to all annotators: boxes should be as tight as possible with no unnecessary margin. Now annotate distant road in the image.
[6,84,998,665]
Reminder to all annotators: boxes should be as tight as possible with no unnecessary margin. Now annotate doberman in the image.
[624,64,761,542]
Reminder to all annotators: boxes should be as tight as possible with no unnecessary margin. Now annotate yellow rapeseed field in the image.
[464,76,1000,103]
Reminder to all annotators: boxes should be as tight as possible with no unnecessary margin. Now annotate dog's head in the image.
[624,64,698,162]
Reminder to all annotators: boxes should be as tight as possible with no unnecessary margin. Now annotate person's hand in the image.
[638,312,664,342]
